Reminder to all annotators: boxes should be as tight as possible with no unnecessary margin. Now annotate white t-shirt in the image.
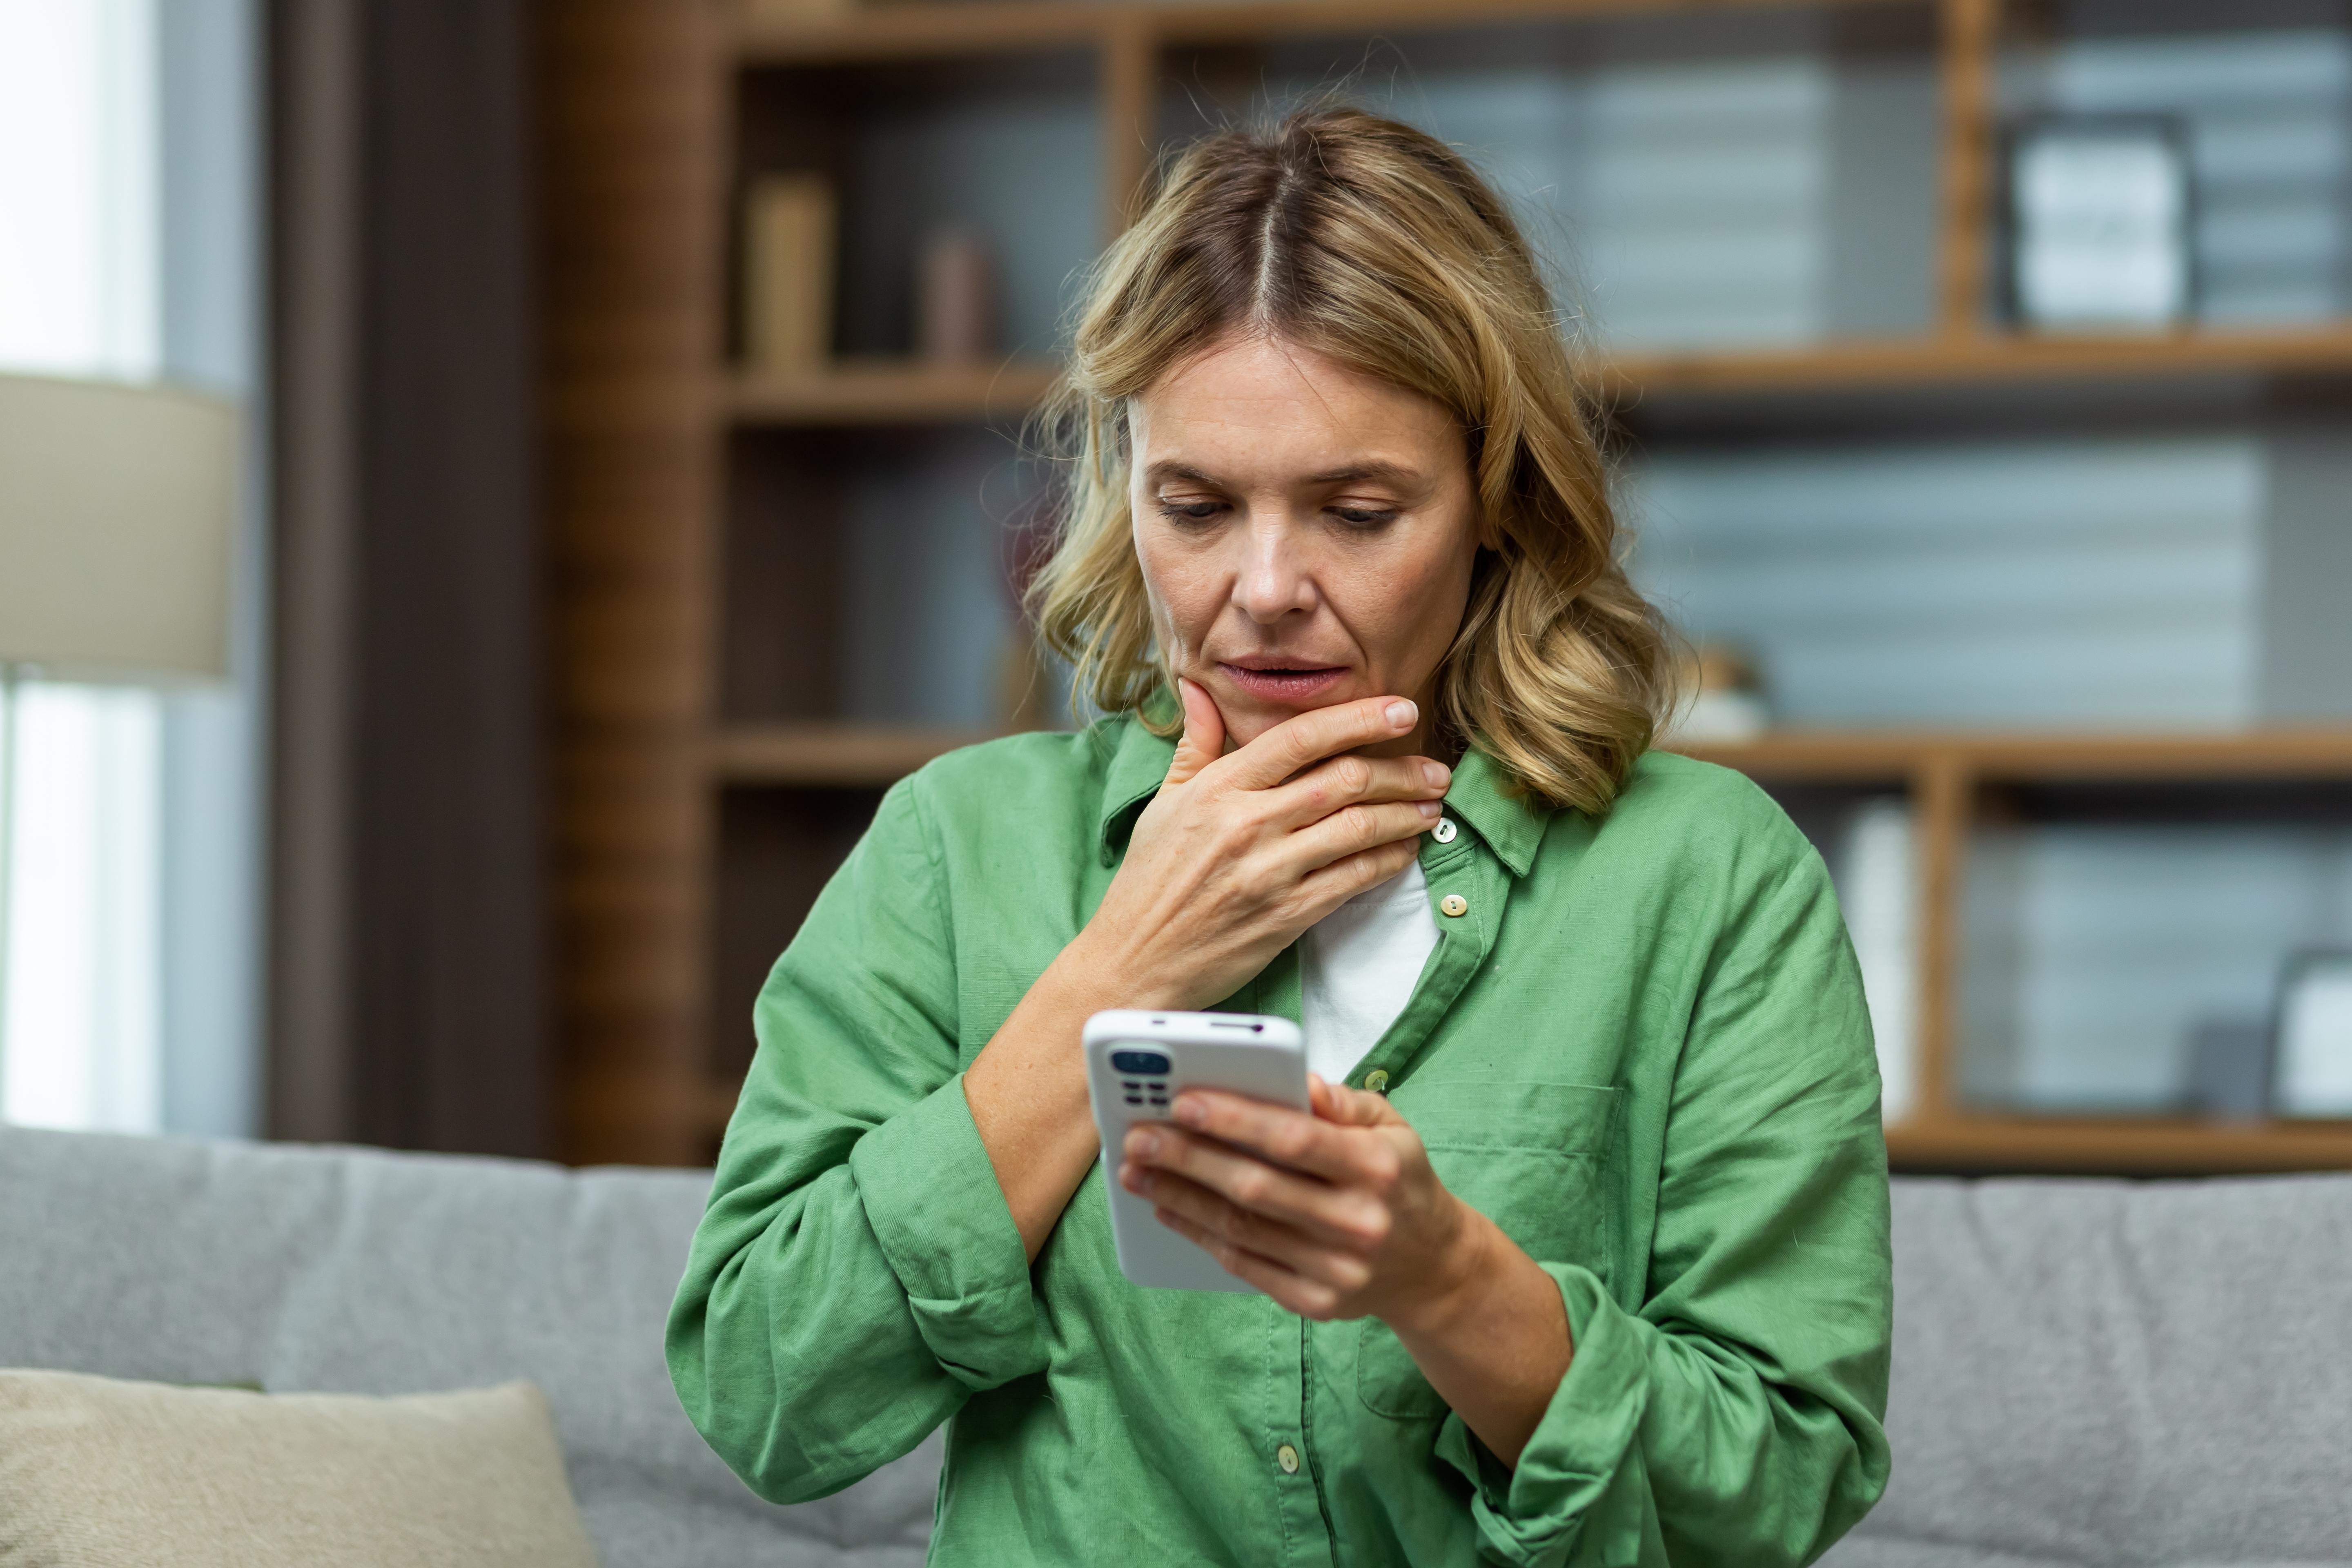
[1300,858,1441,1087]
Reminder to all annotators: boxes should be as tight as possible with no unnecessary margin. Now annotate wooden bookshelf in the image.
[545,0,2352,1171]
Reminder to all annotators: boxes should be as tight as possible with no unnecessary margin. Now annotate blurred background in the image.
[4,0,2350,1176]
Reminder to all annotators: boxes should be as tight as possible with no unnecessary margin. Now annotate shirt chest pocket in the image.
[1353,1078,1620,1421]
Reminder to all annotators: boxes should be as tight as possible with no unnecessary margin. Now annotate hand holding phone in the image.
[1084,1009,1307,1292]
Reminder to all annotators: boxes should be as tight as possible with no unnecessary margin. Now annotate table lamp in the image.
[0,372,240,1102]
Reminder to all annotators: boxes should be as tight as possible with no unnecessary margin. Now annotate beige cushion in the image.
[0,1370,601,1568]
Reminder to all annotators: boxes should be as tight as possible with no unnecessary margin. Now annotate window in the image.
[0,0,260,1136]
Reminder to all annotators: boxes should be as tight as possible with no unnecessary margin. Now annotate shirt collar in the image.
[1092,692,1553,876]
[1094,689,1180,866]
[1437,744,1550,878]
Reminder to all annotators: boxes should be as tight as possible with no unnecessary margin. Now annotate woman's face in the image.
[1127,334,1481,758]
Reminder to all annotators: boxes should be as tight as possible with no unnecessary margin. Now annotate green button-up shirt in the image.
[669,713,1892,1567]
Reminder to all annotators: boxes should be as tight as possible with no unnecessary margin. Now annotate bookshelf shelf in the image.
[725,330,2352,432]
[735,0,1922,66]
[726,359,1060,426]
[1608,326,2352,400]
[710,722,994,784]
[1885,1116,2352,1176]
[1674,729,2352,783]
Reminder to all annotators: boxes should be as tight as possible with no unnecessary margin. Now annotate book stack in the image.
[1839,798,1918,1125]
[744,174,835,374]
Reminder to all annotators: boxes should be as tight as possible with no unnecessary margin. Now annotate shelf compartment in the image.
[710,782,896,1091]
[727,358,1060,425]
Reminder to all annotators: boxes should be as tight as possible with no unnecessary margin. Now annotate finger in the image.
[1262,752,1451,829]
[1171,1089,1400,1196]
[1133,1167,1373,1302]
[1125,1125,1374,1243]
[1279,801,1437,878]
[1316,1081,1399,1129]
[1166,677,1227,786]
[1131,1116,1391,1253]
[1216,696,1420,792]
[1146,1200,1345,1316]
[1287,838,1425,926]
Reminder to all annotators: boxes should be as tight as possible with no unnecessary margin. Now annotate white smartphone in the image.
[1084,1009,1310,1293]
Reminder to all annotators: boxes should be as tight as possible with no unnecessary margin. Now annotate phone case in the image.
[1084,1009,1310,1292]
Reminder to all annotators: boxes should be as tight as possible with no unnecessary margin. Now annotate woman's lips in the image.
[1217,663,1348,703]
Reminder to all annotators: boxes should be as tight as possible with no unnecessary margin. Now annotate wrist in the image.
[1051,926,1191,1016]
[1382,1198,1503,1345]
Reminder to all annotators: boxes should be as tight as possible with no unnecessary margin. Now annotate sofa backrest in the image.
[0,1126,937,1568]
[11,1127,2350,1568]
[1826,1173,2352,1567]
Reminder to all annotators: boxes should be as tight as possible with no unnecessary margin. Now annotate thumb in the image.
[1166,677,1226,786]
[1313,1076,1396,1127]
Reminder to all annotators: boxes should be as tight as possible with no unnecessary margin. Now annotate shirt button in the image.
[1363,1069,1389,1094]
[1432,817,1457,844]
[1440,893,1469,918]
[1276,1443,1300,1474]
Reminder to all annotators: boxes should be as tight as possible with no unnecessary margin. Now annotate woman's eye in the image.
[1331,506,1398,527]
[1156,499,1224,522]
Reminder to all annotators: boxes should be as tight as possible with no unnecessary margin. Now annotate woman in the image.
[670,108,1891,1566]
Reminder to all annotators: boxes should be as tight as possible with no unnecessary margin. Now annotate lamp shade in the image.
[0,372,238,682]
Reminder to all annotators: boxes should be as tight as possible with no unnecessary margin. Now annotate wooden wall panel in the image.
[540,0,725,1165]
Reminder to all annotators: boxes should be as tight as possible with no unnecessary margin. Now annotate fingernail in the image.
[1174,1098,1207,1128]
[1384,699,1417,729]
[1416,800,1441,819]
[1422,762,1450,789]
[1127,1129,1159,1158]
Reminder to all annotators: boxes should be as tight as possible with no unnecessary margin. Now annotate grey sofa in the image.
[3,1125,2347,1567]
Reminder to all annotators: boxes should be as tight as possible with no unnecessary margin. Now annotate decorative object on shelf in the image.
[743,173,836,373]
[0,372,238,1116]
[2009,116,2193,332]
[2183,1019,2272,1122]
[917,226,998,365]
[2273,951,2352,1118]
[1668,644,1769,744]
[1837,797,1918,1127]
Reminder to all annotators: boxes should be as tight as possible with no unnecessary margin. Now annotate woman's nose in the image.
[1234,519,1316,624]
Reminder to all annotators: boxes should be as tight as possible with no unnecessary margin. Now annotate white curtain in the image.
[0,0,167,1132]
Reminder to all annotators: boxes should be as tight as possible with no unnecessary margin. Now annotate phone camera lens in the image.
[1109,1049,1172,1076]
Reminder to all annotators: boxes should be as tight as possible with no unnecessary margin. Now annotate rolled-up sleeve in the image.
[666,777,1044,1506]
[1440,826,1894,1567]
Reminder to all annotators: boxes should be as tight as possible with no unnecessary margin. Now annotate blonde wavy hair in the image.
[1025,106,1673,816]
